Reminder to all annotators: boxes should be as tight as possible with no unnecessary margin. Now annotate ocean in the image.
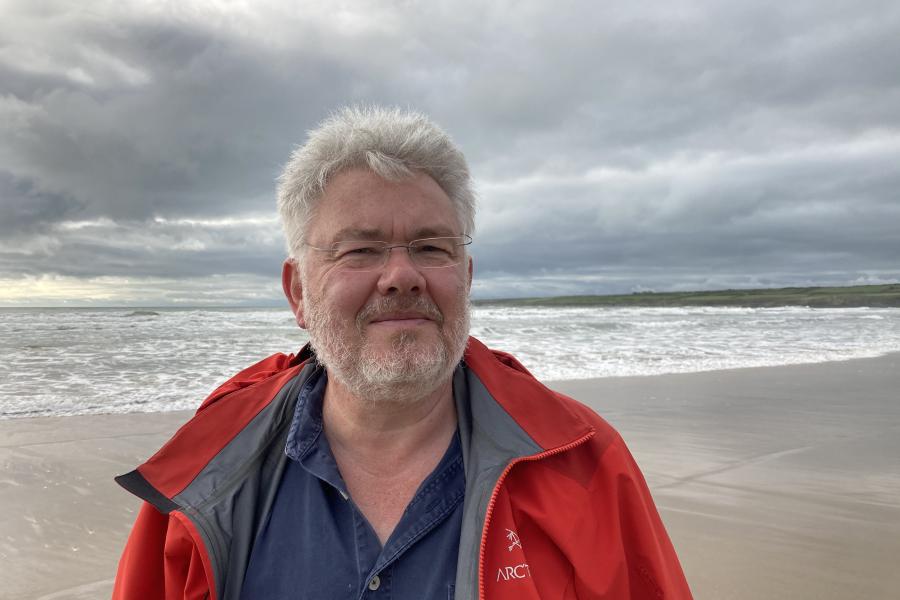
[2,305,899,419]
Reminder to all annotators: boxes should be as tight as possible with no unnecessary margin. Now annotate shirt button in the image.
[368,575,381,591]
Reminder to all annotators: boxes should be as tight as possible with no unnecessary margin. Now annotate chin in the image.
[333,330,453,402]
[306,294,471,404]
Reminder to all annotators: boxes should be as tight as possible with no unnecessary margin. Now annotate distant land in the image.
[475,283,900,308]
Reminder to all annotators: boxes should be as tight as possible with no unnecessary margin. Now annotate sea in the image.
[2,305,899,419]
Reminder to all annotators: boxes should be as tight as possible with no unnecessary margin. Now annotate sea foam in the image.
[2,306,899,418]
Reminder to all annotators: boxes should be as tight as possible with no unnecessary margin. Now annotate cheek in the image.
[430,273,470,312]
[321,272,375,315]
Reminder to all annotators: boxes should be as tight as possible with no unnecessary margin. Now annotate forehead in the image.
[309,168,460,241]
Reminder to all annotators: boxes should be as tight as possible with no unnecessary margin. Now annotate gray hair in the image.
[277,105,476,259]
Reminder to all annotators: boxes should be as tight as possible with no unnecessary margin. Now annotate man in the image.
[113,106,691,599]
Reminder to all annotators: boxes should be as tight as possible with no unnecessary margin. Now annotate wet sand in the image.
[553,353,900,600]
[1,354,898,599]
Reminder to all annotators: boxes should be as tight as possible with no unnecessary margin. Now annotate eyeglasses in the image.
[305,235,473,272]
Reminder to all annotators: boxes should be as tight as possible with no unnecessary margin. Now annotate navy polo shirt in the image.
[240,368,465,600]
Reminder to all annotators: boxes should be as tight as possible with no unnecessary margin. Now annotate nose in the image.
[376,246,426,296]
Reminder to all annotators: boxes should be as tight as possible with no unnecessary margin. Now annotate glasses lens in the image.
[409,237,462,268]
[330,241,386,270]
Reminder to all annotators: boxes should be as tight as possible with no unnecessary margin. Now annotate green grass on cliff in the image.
[475,283,900,308]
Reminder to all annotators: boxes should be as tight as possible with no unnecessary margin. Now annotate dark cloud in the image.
[1,0,898,304]
[0,171,84,235]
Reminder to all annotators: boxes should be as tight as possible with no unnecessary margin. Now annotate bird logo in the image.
[505,529,522,552]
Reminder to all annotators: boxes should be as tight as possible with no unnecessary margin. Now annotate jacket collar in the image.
[121,336,593,505]
[461,337,594,452]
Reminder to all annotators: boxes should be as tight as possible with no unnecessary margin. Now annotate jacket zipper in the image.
[477,430,595,600]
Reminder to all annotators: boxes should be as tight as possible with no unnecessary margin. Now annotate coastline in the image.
[1,353,898,599]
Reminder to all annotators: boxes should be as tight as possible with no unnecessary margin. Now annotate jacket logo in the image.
[505,529,522,552]
[496,529,531,583]
[496,563,531,582]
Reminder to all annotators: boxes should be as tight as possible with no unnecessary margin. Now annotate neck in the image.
[322,372,458,471]
[321,372,459,544]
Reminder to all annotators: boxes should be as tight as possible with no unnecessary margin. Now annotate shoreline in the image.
[545,347,900,385]
[5,350,900,422]
[1,353,898,599]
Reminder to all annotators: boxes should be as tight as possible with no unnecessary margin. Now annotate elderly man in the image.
[113,107,691,599]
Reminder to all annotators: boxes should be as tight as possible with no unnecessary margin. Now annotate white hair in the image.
[277,105,476,259]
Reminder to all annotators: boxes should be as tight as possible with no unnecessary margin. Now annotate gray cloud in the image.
[1,0,898,304]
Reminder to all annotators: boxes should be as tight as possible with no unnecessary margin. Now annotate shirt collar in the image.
[284,365,327,463]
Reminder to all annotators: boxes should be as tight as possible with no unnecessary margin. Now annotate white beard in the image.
[303,288,470,403]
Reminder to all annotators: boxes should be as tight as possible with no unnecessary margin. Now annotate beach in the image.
[2,354,898,599]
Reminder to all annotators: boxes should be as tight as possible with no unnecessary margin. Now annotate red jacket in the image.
[113,337,692,599]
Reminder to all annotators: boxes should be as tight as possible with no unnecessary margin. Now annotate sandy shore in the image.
[2,354,898,599]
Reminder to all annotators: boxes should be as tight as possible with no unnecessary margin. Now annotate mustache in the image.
[356,296,444,329]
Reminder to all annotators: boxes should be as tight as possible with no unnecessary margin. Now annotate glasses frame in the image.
[304,234,473,272]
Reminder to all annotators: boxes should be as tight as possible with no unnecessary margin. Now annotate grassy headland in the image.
[475,283,900,308]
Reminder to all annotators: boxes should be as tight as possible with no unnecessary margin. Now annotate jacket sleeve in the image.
[113,502,213,600]
[599,438,693,599]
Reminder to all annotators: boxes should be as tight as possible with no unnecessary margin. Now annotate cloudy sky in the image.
[2,0,899,306]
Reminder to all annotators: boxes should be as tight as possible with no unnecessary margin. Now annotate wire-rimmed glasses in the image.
[304,235,472,272]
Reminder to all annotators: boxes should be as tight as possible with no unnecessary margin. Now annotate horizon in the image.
[3,281,898,309]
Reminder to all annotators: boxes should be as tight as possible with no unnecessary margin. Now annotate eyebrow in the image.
[411,226,457,239]
[331,227,384,241]
[328,225,458,242]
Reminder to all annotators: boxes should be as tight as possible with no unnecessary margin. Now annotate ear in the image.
[281,258,307,329]
[466,256,473,293]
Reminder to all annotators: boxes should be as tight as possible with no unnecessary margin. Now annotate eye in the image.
[418,244,451,254]
[333,242,383,259]
[411,238,455,255]
[346,246,381,255]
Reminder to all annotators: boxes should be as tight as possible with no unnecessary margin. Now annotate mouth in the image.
[357,298,445,331]
[368,312,433,326]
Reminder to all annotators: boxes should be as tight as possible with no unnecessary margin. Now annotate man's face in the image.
[283,168,472,401]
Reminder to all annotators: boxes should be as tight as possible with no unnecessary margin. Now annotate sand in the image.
[1,354,898,599]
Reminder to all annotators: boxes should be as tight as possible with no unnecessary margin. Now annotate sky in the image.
[2,0,899,306]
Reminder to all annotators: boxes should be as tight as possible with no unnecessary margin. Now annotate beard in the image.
[303,287,470,403]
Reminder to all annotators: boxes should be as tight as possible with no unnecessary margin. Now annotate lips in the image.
[356,298,444,328]
[369,312,432,323]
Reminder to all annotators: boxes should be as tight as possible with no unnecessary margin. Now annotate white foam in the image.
[3,306,900,418]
